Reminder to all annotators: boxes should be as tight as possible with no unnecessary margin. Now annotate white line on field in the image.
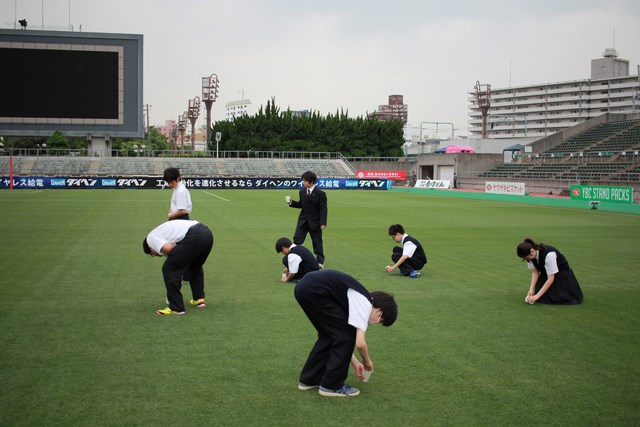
[203,191,229,201]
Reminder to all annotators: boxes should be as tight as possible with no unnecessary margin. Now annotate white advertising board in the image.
[485,181,526,196]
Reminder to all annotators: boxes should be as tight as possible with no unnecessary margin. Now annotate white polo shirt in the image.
[170,181,192,214]
[146,220,199,256]
[286,243,303,274]
[347,288,372,332]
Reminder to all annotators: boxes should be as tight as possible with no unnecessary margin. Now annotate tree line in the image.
[1,98,404,157]
[211,98,404,157]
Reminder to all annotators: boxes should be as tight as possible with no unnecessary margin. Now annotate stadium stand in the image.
[479,118,640,183]
[0,155,356,179]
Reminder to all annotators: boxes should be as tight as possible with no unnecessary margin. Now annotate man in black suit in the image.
[287,171,328,267]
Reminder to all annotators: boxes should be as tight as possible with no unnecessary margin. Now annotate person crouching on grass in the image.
[386,224,427,278]
[516,238,583,305]
[143,220,214,315]
[275,237,320,283]
[294,269,397,397]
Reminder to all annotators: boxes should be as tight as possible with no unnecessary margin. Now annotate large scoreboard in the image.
[0,29,143,138]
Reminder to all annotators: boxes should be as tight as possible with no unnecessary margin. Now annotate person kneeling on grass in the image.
[294,269,397,397]
[143,220,214,315]
[516,238,583,305]
[275,237,320,283]
[385,224,427,278]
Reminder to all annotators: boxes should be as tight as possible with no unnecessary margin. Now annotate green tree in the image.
[210,97,404,157]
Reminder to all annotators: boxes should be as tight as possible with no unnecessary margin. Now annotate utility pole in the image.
[143,104,152,150]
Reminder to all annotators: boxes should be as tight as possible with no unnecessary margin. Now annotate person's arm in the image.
[289,199,301,209]
[354,328,373,372]
[319,191,328,229]
[168,209,189,220]
[350,354,365,381]
[386,255,409,273]
[528,269,539,296]
[281,271,296,282]
[529,274,555,304]
[160,242,176,255]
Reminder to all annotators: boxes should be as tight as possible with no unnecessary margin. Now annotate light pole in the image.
[202,74,220,148]
[187,97,201,151]
[215,131,222,159]
[170,124,178,152]
[178,114,188,154]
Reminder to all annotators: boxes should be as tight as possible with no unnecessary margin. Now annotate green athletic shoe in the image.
[189,298,206,308]
[156,307,185,315]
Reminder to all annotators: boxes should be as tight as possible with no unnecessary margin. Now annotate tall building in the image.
[157,119,176,139]
[368,94,408,125]
[225,98,252,121]
[468,49,640,139]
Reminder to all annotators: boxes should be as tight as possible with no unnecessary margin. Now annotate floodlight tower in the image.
[187,97,201,151]
[178,114,188,153]
[474,81,491,138]
[202,74,220,148]
[170,124,179,151]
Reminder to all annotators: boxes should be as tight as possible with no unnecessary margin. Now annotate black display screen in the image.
[0,48,119,119]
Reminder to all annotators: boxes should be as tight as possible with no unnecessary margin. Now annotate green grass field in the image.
[1,188,639,426]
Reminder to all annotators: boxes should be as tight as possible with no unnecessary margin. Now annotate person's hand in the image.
[353,361,365,381]
[527,294,539,304]
[321,225,326,230]
[385,265,394,273]
[280,269,289,282]
[364,359,373,373]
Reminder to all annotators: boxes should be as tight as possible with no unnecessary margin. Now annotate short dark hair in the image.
[163,167,181,183]
[371,291,397,326]
[301,170,317,184]
[142,238,151,255]
[388,224,405,236]
[275,237,293,253]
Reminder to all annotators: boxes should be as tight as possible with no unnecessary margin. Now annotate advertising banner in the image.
[485,181,526,196]
[415,179,451,189]
[356,169,407,181]
[0,176,391,190]
[570,185,633,204]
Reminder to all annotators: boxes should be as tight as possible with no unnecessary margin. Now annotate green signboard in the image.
[570,185,634,204]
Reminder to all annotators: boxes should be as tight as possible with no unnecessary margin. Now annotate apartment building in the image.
[468,49,640,139]
[225,98,252,121]
[368,94,409,125]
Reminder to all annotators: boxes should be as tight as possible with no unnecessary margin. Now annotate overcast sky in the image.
[4,0,640,137]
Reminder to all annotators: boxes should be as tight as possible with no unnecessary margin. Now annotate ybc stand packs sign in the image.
[570,185,633,204]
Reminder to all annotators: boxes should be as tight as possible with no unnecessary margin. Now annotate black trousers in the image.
[293,223,324,264]
[391,246,424,276]
[162,224,213,312]
[294,280,355,390]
